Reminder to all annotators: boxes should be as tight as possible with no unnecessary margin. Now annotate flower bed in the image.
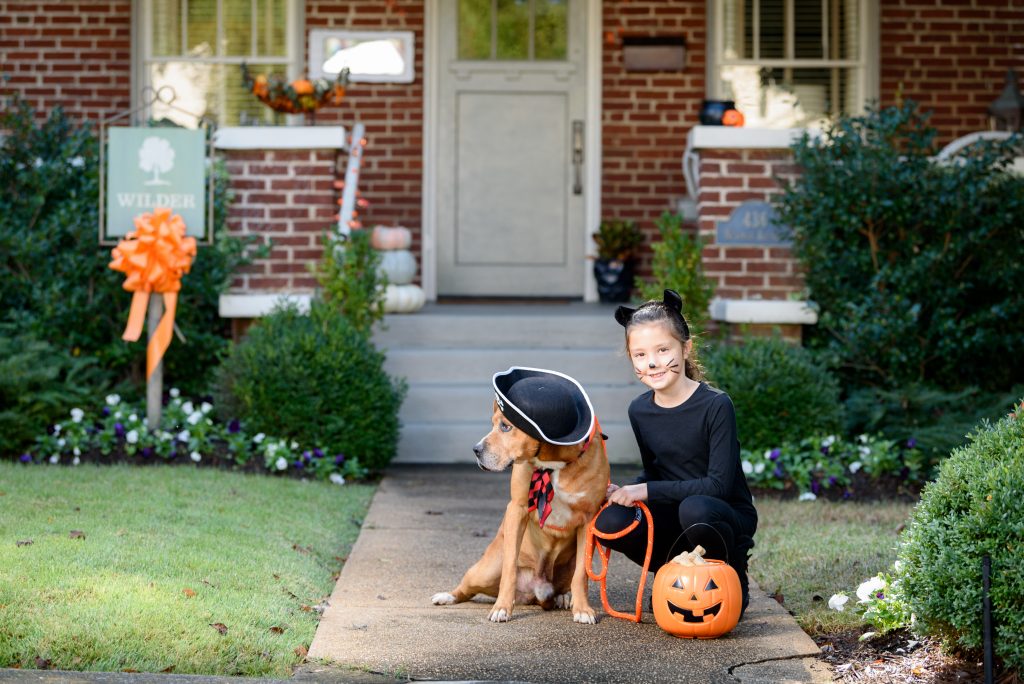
[16,391,368,483]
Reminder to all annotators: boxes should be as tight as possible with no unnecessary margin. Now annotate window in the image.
[458,0,568,61]
[709,0,877,128]
[143,0,302,126]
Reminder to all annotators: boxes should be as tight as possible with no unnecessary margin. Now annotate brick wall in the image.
[304,0,425,265]
[0,0,132,122]
[696,150,801,301]
[879,1,1024,145]
[222,148,340,291]
[601,0,705,277]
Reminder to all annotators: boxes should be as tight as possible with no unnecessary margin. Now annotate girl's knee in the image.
[594,503,641,535]
[677,495,717,527]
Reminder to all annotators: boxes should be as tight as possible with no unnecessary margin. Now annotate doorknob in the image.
[572,120,584,195]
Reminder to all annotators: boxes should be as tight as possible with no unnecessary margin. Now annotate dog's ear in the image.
[614,306,635,327]
[663,289,683,314]
[536,441,578,464]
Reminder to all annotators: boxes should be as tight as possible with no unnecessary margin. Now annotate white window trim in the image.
[133,0,304,125]
[705,0,879,121]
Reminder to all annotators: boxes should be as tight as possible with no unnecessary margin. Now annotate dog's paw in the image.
[573,606,597,624]
[554,592,572,609]
[431,592,456,605]
[488,606,512,622]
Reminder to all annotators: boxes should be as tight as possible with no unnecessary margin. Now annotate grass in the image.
[0,462,375,677]
[749,497,915,635]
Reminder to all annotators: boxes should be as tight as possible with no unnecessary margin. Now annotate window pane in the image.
[153,0,181,57]
[255,0,287,56]
[718,65,857,127]
[150,61,288,126]
[534,0,567,60]
[496,0,529,60]
[722,0,750,60]
[759,0,785,59]
[794,0,822,59]
[223,0,252,57]
[829,0,859,60]
[459,0,492,59]
[186,0,217,57]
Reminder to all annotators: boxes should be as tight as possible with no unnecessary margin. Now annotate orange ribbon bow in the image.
[108,208,197,379]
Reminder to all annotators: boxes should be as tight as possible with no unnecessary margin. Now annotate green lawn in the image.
[750,497,915,635]
[0,463,375,677]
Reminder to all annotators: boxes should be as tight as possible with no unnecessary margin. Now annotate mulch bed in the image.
[751,470,925,503]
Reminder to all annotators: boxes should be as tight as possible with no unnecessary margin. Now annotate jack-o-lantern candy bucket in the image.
[652,559,742,638]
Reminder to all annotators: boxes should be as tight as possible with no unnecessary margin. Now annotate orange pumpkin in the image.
[290,79,314,96]
[722,109,745,127]
[652,559,742,639]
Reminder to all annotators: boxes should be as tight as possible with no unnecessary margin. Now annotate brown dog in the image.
[431,399,609,623]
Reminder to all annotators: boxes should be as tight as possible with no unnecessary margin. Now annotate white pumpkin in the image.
[383,284,426,313]
[378,249,418,285]
[370,225,412,250]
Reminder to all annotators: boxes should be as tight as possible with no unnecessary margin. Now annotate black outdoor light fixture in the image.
[988,68,1024,132]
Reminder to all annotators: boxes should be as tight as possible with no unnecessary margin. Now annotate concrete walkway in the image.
[307,465,832,683]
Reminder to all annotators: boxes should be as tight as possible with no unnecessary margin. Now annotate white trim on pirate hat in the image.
[492,367,596,446]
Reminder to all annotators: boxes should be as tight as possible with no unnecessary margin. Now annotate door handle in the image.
[572,120,584,195]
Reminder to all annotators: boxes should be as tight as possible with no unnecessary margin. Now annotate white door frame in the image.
[421,0,603,302]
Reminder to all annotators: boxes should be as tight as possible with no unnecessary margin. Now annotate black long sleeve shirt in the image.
[629,382,757,526]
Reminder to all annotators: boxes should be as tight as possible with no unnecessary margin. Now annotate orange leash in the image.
[585,500,654,623]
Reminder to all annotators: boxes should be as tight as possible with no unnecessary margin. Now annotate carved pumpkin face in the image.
[652,560,742,639]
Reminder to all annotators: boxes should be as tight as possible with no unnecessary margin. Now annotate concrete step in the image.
[374,303,625,349]
[383,347,634,386]
[398,383,640,424]
[396,420,642,464]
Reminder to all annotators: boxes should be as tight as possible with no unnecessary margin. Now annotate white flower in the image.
[69,156,85,168]
[128,413,138,423]
[822,435,836,448]
[126,430,139,444]
[182,401,195,415]
[754,462,766,474]
[190,451,202,462]
[275,456,288,471]
[72,456,80,466]
[253,432,265,444]
[893,560,903,573]
[53,424,62,435]
[741,460,753,475]
[105,393,121,406]
[70,408,85,423]
[329,473,346,485]
[49,454,59,464]
[828,593,849,611]
[161,431,174,442]
[858,445,871,457]
[73,447,81,456]
[200,402,213,414]
[849,461,862,474]
[114,411,122,419]
[176,430,190,443]
[857,576,887,603]
[798,491,817,501]
[763,449,773,460]
[187,412,203,425]
[290,440,299,450]
[858,434,869,444]
[169,387,180,398]
[57,438,66,447]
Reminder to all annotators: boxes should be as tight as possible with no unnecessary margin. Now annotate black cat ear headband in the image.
[614,289,689,338]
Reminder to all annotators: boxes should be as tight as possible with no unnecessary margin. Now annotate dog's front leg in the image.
[489,497,528,622]
[570,523,597,624]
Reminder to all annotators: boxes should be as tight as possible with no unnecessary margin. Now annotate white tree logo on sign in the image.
[139,136,175,186]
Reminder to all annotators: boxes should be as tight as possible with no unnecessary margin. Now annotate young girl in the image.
[594,289,758,617]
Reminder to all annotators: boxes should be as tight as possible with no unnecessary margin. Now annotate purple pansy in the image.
[293,460,305,469]
[906,437,917,449]
[811,480,821,494]
[114,422,125,437]
[313,448,324,459]
[773,465,784,478]
[820,446,830,455]
[102,406,111,417]
[334,454,346,465]
[227,418,241,434]
[141,447,154,458]
[828,475,838,486]
[876,591,885,600]
[20,453,32,463]
[769,448,781,461]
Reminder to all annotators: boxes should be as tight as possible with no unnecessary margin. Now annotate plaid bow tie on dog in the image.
[528,468,555,527]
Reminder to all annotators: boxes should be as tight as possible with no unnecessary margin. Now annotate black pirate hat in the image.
[492,367,595,446]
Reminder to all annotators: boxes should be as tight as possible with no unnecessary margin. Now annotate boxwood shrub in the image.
[213,300,406,472]
[703,336,843,451]
[897,403,1024,672]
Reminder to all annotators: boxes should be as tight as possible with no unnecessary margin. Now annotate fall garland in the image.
[242,63,350,115]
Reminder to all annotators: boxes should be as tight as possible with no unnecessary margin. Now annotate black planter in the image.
[593,258,635,303]
[699,99,736,125]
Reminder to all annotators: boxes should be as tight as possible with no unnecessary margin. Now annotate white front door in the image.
[436,0,587,297]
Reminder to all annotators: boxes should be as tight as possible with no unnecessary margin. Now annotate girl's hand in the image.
[607,483,648,507]
[606,483,620,497]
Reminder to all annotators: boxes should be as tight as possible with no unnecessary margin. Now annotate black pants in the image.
[593,495,755,576]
